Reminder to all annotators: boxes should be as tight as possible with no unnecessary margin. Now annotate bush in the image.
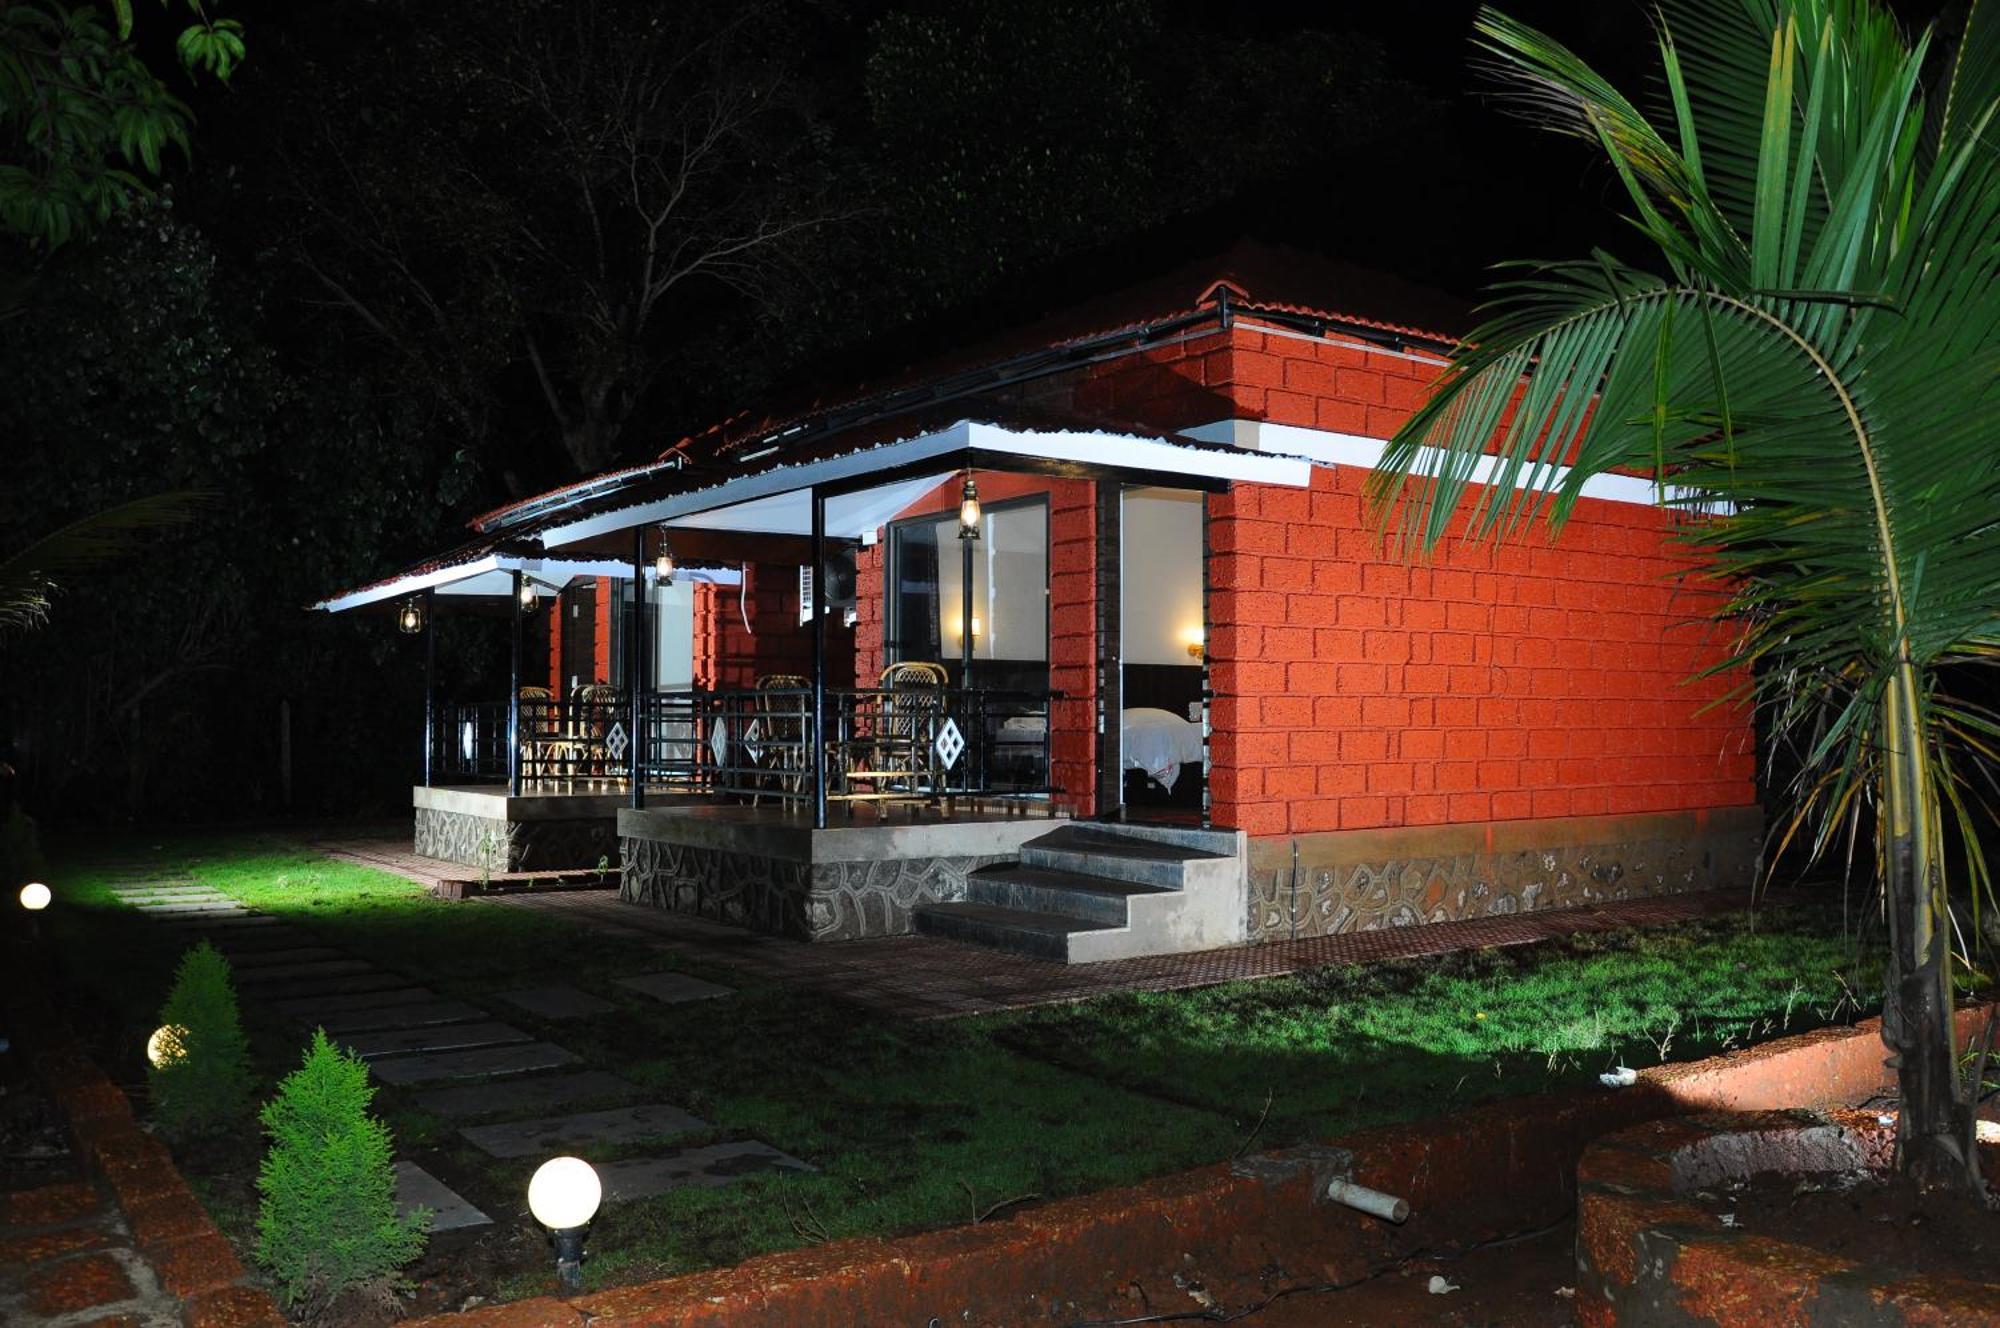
[148,940,253,1139]
[256,1030,428,1310]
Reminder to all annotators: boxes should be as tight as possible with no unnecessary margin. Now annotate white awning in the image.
[316,552,740,615]
[536,420,1315,547]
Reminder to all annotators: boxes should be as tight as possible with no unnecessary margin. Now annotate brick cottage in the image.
[318,244,1759,960]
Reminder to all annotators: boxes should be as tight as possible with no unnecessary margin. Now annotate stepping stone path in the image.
[392,1162,490,1233]
[415,1070,638,1120]
[495,984,616,1020]
[459,1104,709,1159]
[106,865,812,1231]
[615,972,735,1004]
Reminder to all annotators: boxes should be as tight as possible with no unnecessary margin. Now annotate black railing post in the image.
[629,529,647,809]
[422,587,436,788]
[508,570,523,797]
[810,486,828,829]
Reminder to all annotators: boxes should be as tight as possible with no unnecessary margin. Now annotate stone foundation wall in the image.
[1245,807,1760,943]
[620,835,1012,941]
[415,807,619,873]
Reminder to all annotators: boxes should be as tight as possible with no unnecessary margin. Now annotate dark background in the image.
[0,0,1945,823]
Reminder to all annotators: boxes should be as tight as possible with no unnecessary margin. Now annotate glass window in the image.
[887,493,1048,677]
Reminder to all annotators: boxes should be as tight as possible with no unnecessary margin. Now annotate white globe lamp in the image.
[528,1156,602,1289]
[19,882,51,911]
[147,1024,189,1068]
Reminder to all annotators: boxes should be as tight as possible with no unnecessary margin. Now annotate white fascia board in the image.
[957,421,1314,487]
[539,424,977,547]
[538,420,1314,549]
[317,553,507,613]
[317,552,742,614]
[1183,419,1716,511]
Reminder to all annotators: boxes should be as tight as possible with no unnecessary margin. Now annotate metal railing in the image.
[431,687,1056,807]
[431,695,633,786]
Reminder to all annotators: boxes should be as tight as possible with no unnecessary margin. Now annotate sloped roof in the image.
[470,241,1466,535]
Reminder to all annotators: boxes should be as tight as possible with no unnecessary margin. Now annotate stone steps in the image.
[912,824,1245,964]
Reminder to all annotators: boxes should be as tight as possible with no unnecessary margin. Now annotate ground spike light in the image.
[528,1155,601,1290]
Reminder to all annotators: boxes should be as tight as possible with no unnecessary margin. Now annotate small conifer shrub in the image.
[149,940,253,1139]
[256,1030,428,1309]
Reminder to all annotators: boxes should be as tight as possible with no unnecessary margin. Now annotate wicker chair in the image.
[845,661,949,806]
[571,683,623,779]
[516,686,569,783]
[750,674,810,804]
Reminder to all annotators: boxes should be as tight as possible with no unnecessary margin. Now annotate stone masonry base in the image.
[1245,806,1761,942]
[620,834,1011,941]
[414,806,619,874]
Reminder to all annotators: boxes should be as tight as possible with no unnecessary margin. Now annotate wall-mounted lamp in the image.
[653,529,676,586]
[1183,627,1205,662]
[948,615,983,642]
[18,882,51,911]
[396,597,425,635]
[518,579,540,613]
[958,474,982,540]
[528,1156,602,1291]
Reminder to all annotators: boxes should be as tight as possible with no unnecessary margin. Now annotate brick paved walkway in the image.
[301,830,1772,1018]
[0,1178,187,1328]
[481,885,1767,1019]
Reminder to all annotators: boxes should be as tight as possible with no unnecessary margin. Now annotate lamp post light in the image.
[527,1156,602,1290]
[653,529,676,586]
[18,882,51,911]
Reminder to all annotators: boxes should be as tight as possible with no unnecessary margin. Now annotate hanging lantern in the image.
[518,579,540,612]
[958,474,982,540]
[653,530,676,586]
[396,597,425,635]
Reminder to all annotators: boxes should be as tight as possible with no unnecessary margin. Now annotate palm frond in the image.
[0,492,210,634]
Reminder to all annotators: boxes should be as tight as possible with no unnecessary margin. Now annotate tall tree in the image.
[1371,0,1999,1194]
[268,0,843,479]
[0,0,242,250]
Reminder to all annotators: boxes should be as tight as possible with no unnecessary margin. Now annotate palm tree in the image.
[1370,0,1999,1196]
[0,494,204,634]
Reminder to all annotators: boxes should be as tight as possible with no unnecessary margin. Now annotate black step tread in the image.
[1027,825,1230,862]
[912,901,1118,935]
[968,863,1175,898]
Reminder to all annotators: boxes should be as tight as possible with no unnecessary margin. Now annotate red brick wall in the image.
[693,566,854,692]
[1200,326,1755,838]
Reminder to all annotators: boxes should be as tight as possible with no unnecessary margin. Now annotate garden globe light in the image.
[146,1024,188,1068]
[19,882,50,910]
[528,1156,601,1290]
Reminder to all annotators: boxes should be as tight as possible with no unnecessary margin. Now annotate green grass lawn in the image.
[36,830,1879,1298]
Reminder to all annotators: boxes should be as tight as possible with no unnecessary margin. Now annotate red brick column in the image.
[1047,478,1097,816]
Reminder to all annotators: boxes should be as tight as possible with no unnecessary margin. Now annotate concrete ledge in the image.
[616,803,1065,863]
[414,785,635,821]
[397,1003,1994,1328]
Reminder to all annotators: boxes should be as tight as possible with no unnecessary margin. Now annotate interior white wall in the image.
[935,501,1049,661]
[653,581,695,688]
[1121,488,1204,667]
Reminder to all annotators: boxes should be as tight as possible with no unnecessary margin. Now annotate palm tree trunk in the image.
[1881,665,1982,1195]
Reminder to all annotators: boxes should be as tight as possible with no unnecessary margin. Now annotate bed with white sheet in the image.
[1120,706,1204,792]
